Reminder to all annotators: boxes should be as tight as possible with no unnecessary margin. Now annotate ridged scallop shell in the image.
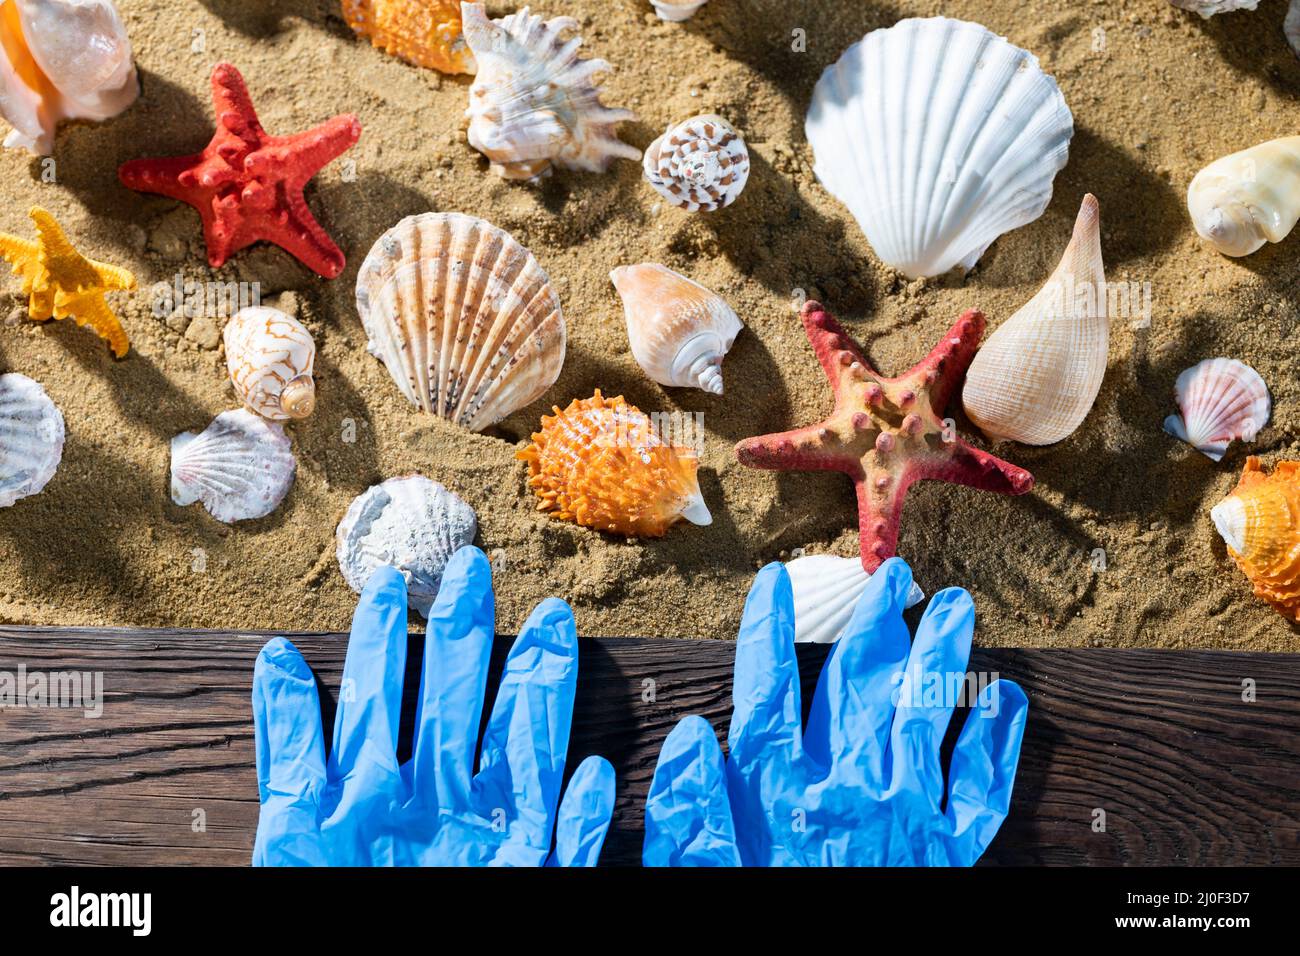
[460,2,639,181]
[224,306,316,421]
[516,389,711,537]
[962,194,1107,446]
[609,263,743,395]
[1187,136,1300,257]
[0,0,139,155]
[1163,358,1270,461]
[335,475,477,616]
[356,212,565,431]
[170,409,296,523]
[643,114,749,212]
[1211,457,1300,621]
[650,0,708,21]
[787,554,924,644]
[805,17,1073,279]
[342,0,475,75]
[0,372,64,508]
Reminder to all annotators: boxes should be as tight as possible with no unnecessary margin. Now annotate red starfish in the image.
[119,63,360,279]
[735,300,1034,572]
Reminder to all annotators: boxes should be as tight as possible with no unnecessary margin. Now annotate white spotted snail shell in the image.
[643,114,749,212]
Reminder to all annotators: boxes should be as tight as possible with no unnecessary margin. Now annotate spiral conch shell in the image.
[342,0,475,75]
[460,2,639,181]
[0,0,139,155]
[224,306,316,421]
[962,194,1108,446]
[610,263,742,395]
[643,114,749,212]
[517,390,711,537]
[1211,457,1300,621]
[1187,135,1300,257]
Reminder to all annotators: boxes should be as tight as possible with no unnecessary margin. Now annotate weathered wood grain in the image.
[0,626,1295,866]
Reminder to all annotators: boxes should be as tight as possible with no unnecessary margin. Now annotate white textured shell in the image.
[460,2,639,180]
[962,194,1107,446]
[1163,358,1270,461]
[1187,136,1300,257]
[170,409,296,523]
[0,0,139,155]
[335,475,477,616]
[650,0,708,21]
[224,306,316,421]
[1169,0,1259,17]
[787,554,924,644]
[610,263,742,394]
[805,17,1073,279]
[357,212,565,430]
[643,114,749,212]
[0,372,64,508]
[1288,0,1300,58]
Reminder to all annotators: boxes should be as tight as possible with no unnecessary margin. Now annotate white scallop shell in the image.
[335,475,477,616]
[805,17,1073,279]
[787,554,924,644]
[1169,0,1259,17]
[224,306,316,421]
[650,0,708,21]
[643,114,749,212]
[1163,358,1270,461]
[460,2,639,180]
[0,372,64,508]
[170,409,296,523]
[356,211,566,431]
[1187,136,1300,257]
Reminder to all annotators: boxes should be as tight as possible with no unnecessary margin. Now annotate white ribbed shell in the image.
[1163,358,1270,461]
[1187,136,1300,257]
[643,114,749,212]
[787,554,924,644]
[170,409,296,523]
[0,372,64,508]
[224,306,316,421]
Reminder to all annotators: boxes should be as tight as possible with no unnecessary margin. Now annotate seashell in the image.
[787,554,925,644]
[224,306,316,421]
[335,475,477,616]
[1210,456,1300,621]
[1187,136,1300,257]
[516,389,711,537]
[1168,0,1259,17]
[643,114,749,212]
[460,2,639,181]
[650,0,708,21]
[805,17,1073,279]
[356,211,565,431]
[0,0,139,155]
[342,0,475,75]
[1288,0,1300,58]
[1163,358,1270,462]
[962,194,1107,446]
[609,263,743,395]
[170,409,296,523]
[0,372,64,508]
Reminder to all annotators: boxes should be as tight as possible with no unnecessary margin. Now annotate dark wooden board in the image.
[0,626,1296,866]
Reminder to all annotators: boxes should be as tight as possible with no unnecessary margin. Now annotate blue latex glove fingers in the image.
[644,716,741,866]
[945,678,1029,864]
[330,566,409,781]
[548,755,616,867]
[728,564,802,771]
[412,546,495,807]
[253,637,326,806]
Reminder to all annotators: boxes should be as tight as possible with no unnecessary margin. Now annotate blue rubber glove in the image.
[252,546,615,866]
[643,557,1028,866]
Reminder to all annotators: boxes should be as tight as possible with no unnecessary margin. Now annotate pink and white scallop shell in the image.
[169,409,296,523]
[1163,357,1270,461]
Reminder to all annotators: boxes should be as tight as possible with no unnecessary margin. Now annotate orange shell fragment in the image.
[1216,456,1300,621]
[342,0,475,75]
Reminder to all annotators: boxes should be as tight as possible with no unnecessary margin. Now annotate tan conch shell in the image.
[1187,135,1300,257]
[962,194,1108,446]
[610,263,742,394]
[643,114,749,212]
[224,306,317,421]
[650,0,709,21]
[356,211,565,431]
[460,2,639,181]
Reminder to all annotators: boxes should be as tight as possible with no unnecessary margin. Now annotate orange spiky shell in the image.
[341,0,475,75]
[516,390,711,537]
[1211,456,1300,621]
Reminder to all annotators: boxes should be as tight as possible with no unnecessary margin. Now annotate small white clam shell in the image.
[224,306,316,421]
[335,475,477,616]
[650,0,708,21]
[0,372,65,508]
[1187,135,1300,257]
[170,409,296,523]
[643,114,749,212]
[1163,358,1270,461]
[787,554,925,644]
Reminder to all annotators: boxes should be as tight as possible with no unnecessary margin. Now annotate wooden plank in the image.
[0,627,1295,866]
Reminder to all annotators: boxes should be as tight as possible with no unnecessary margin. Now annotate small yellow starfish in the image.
[0,207,136,357]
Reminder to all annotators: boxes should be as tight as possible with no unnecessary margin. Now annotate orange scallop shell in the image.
[341,0,475,75]
[1218,457,1300,621]
[516,390,708,538]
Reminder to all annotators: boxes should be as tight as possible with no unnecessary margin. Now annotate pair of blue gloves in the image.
[252,547,1028,866]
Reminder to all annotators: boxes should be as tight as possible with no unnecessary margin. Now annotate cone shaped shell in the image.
[341,0,475,75]
[1187,135,1300,257]
[1163,358,1269,461]
[224,306,317,421]
[643,114,749,212]
[787,554,924,644]
[1210,457,1300,621]
[0,372,64,507]
[170,409,296,523]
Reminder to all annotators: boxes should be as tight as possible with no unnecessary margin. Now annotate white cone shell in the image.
[170,409,296,523]
[0,372,64,508]
[224,306,316,421]
[787,554,924,644]
[643,114,749,212]
[1187,135,1300,257]
[356,212,566,431]
[805,17,1073,279]
[1163,358,1270,461]
[335,475,477,616]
